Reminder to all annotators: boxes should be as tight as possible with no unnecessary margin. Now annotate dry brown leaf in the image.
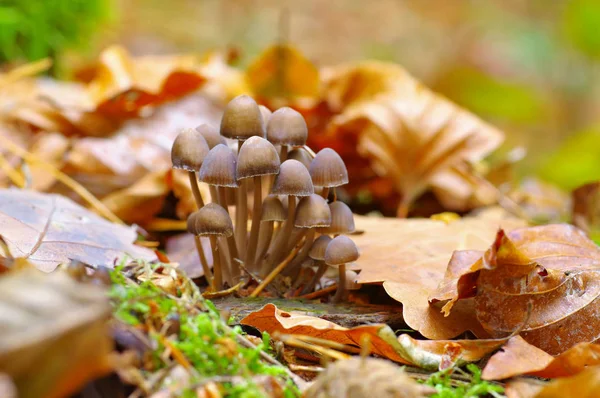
[528,366,600,398]
[482,335,600,380]
[572,181,600,235]
[0,268,112,398]
[165,233,214,279]
[433,224,600,354]
[246,45,320,100]
[354,207,526,339]
[324,61,503,216]
[0,188,155,271]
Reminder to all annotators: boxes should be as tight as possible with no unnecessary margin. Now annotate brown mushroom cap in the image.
[324,235,359,266]
[220,95,265,141]
[309,148,349,187]
[266,107,308,147]
[237,136,280,179]
[295,194,331,228]
[271,159,314,197]
[171,128,210,172]
[195,124,226,149]
[309,235,332,260]
[318,201,355,234]
[288,147,313,169]
[198,144,238,187]
[259,105,272,124]
[262,195,287,221]
[187,203,233,237]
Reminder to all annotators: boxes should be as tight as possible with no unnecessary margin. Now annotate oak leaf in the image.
[482,336,600,380]
[354,207,526,339]
[0,188,155,272]
[432,224,600,354]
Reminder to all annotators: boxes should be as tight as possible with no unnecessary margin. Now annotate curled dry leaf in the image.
[354,207,526,339]
[324,61,504,216]
[432,224,600,354]
[482,335,600,381]
[0,188,155,272]
[505,366,600,398]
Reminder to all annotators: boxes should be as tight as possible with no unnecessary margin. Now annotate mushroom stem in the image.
[209,186,219,204]
[245,176,262,270]
[332,187,337,202]
[193,235,213,288]
[209,235,221,290]
[320,187,330,201]
[332,263,347,303]
[285,229,315,279]
[261,196,296,275]
[218,238,233,286]
[300,261,328,295]
[279,145,288,163]
[188,171,205,208]
[250,242,303,298]
[217,186,239,280]
[255,220,274,267]
[235,141,248,258]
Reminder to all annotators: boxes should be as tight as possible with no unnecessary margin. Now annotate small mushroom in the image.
[259,105,272,125]
[198,144,239,279]
[301,235,332,294]
[237,136,280,270]
[255,195,287,268]
[195,124,226,149]
[262,159,314,275]
[288,147,313,169]
[187,203,234,290]
[171,128,210,209]
[324,235,359,303]
[318,201,355,235]
[309,148,348,200]
[220,95,265,261]
[266,107,308,162]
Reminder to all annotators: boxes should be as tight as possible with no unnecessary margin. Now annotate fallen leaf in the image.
[324,61,504,216]
[246,45,320,100]
[531,366,600,398]
[165,233,213,279]
[572,181,600,240]
[0,188,155,272]
[354,207,526,339]
[0,268,113,398]
[433,224,600,354]
[483,335,600,380]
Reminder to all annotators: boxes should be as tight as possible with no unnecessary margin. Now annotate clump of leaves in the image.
[423,364,504,398]
[108,265,300,397]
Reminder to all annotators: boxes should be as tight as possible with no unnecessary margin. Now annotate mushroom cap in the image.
[317,201,355,234]
[262,195,286,221]
[187,203,233,237]
[195,124,225,149]
[309,235,332,260]
[266,107,308,147]
[309,148,349,188]
[171,128,210,172]
[259,105,272,124]
[324,235,359,266]
[220,95,265,141]
[288,147,313,169]
[198,144,238,187]
[271,159,314,197]
[295,194,331,228]
[237,136,280,179]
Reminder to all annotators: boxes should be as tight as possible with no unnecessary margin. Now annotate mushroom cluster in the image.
[171,95,359,301]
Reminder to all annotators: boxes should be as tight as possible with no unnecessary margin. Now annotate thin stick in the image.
[194,236,213,287]
[296,284,337,300]
[188,171,205,208]
[250,243,302,297]
[0,137,124,224]
[273,333,350,360]
[245,176,262,270]
[0,152,25,187]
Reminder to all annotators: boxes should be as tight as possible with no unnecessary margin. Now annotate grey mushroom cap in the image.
[195,124,226,149]
[171,128,210,172]
[266,107,308,147]
[309,148,349,188]
[288,148,313,169]
[187,203,233,237]
[237,136,280,179]
[198,144,238,187]
[324,235,359,266]
[317,201,355,234]
[262,195,287,221]
[271,159,314,197]
[295,194,332,228]
[259,105,272,125]
[309,235,332,260]
[220,95,265,141]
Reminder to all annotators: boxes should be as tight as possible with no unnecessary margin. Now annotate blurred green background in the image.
[2,0,600,189]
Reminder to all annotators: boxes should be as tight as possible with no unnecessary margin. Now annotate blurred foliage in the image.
[563,0,600,58]
[0,0,113,68]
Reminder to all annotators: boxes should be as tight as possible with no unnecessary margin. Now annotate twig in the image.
[273,332,350,361]
[250,243,302,297]
[296,284,337,300]
[202,281,243,299]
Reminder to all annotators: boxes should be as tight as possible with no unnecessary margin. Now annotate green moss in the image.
[423,364,505,398]
[108,265,300,397]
